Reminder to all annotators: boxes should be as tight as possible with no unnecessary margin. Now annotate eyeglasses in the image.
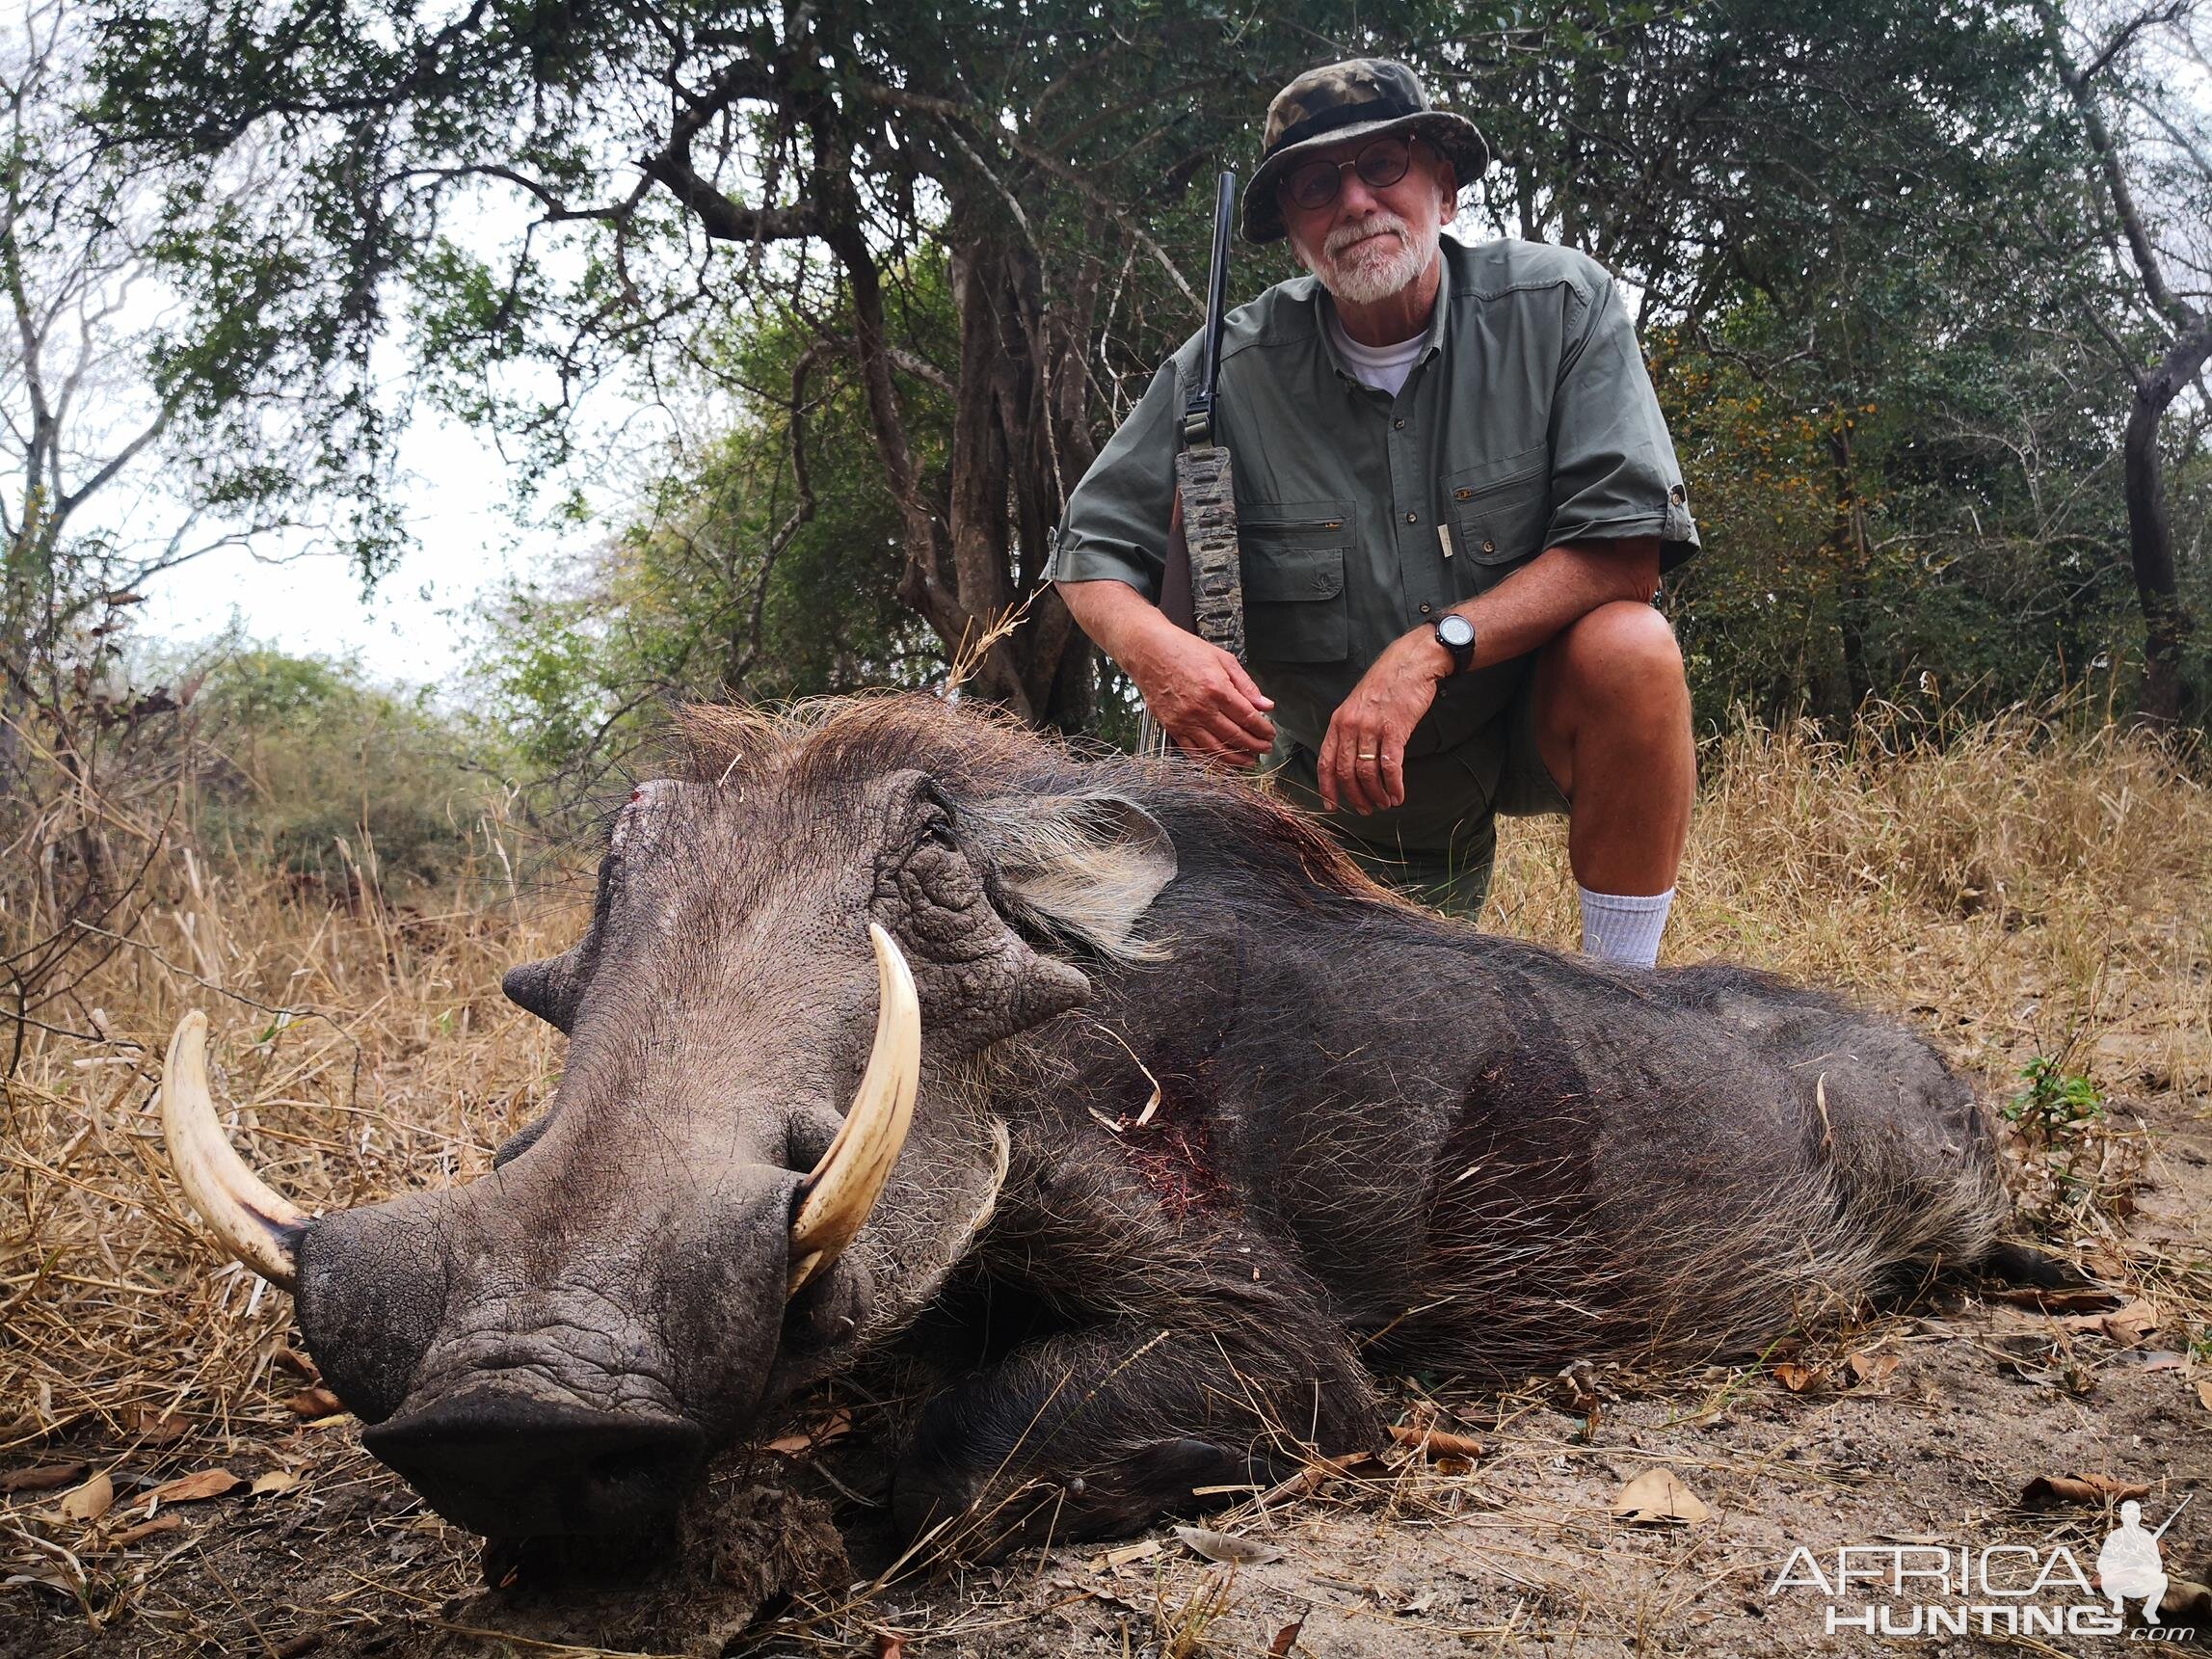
[1277,136,1419,213]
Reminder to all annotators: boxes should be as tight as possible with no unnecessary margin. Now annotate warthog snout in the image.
[364,1389,707,1538]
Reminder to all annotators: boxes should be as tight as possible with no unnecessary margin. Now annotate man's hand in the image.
[1317,629,1449,814]
[1128,625,1276,767]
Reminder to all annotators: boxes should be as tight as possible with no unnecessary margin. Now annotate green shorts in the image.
[1266,658,1568,918]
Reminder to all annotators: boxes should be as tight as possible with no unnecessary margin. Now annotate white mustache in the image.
[1323,214,1410,256]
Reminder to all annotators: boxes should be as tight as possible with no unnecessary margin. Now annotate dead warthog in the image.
[161,694,2006,1553]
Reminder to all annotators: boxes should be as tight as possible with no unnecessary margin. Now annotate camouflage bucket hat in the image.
[1241,58,1488,245]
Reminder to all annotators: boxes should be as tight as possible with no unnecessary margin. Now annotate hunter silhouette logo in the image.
[2100,1496,2189,1624]
[1767,1490,2196,1638]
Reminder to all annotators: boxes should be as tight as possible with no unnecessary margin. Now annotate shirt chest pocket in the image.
[1239,504,1351,663]
[1445,446,1552,575]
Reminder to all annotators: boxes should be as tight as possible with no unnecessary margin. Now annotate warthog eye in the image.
[916,815,958,852]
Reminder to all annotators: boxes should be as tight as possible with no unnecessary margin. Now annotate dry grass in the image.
[1503,706,2210,1130]
[3,705,2210,1652]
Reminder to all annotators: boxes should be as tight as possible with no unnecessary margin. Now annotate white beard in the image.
[1304,209,1439,307]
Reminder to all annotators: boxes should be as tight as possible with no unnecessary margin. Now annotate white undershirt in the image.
[1324,310,1426,398]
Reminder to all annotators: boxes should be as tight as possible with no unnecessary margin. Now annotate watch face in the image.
[1438,614,1475,648]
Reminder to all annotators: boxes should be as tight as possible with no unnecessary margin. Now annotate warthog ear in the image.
[502,948,586,1031]
[974,794,1178,961]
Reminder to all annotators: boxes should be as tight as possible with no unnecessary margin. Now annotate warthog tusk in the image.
[160,1011,306,1291]
[787,923,919,1295]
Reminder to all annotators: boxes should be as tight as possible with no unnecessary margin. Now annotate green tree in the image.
[2037,0,2212,724]
[90,0,1392,727]
[187,643,489,891]
[470,258,953,790]
[86,0,2210,738]
[2,0,408,821]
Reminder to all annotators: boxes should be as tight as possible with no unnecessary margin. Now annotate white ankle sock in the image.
[1578,886,1675,969]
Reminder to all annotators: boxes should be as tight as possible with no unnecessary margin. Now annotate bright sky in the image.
[137,410,562,690]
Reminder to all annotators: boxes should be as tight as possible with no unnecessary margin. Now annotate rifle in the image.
[1138,169,1244,758]
[2151,1493,2195,1540]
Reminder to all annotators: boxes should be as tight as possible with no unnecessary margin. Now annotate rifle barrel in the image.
[1188,169,1238,443]
[2152,1491,2194,1539]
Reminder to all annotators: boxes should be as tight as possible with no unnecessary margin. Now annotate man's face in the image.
[1279,135,1456,308]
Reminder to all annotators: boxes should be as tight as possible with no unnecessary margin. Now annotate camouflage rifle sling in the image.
[1175,443,1244,661]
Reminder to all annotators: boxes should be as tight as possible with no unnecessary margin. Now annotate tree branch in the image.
[2044,0,2196,329]
[636,145,818,243]
[858,81,1200,311]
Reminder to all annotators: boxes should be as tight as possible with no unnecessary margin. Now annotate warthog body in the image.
[248,696,2003,1548]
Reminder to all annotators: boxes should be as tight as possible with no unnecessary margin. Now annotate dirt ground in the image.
[4,715,2209,1657]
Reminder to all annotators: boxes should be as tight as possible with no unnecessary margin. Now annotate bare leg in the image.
[1532,601,1695,896]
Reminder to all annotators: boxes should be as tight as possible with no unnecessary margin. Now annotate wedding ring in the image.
[1357,750,1378,760]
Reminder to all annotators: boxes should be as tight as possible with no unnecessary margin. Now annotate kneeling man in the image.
[1048,58,1700,967]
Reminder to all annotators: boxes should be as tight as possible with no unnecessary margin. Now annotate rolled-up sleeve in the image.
[1544,266,1700,572]
[1044,358,1185,600]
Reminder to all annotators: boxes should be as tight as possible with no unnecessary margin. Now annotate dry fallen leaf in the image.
[1555,1358,1602,1416]
[1387,1422,1486,1459]
[249,1468,301,1497]
[1611,1466,1711,1525]
[106,1512,184,1550]
[2166,1580,2212,1622]
[132,1408,190,1446]
[284,1387,344,1418]
[270,1346,321,1381]
[1268,1617,1307,1658]
[5,1568,82,1598]
[149,1468,245,1506]
[1847,1352,1901,1388]
[0,1461,88,1494]
[2021,1472,2149,1509]
[874,1634,906,1659]
[1174,1525,1282,1565]
[58,1471,114,1523]
[2196,1379,2212,1415]
[1773,1362,1822,1393]
[2102,1298,2161,1348]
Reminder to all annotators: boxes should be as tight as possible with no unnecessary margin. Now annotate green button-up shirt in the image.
[1046,234,1699,763]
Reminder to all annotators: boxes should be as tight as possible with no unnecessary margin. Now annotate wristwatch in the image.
[1433,612,1477,676]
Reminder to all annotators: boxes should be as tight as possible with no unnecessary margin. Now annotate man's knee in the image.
[1542,602,1688,725]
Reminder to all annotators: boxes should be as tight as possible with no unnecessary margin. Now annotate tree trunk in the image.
[939,229,1100,729]
[935,211,1106,734]
[2121,312,2210,725]
[1826,419,1872,714]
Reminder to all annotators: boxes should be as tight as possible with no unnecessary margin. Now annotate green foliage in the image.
[74,0,2212,749]
[2004,1056,2106,1139]
[468,257,955,783]
[190,645,489,891]
[1658,296,2148,732]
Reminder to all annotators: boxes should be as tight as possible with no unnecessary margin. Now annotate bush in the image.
[186,643,493,894]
